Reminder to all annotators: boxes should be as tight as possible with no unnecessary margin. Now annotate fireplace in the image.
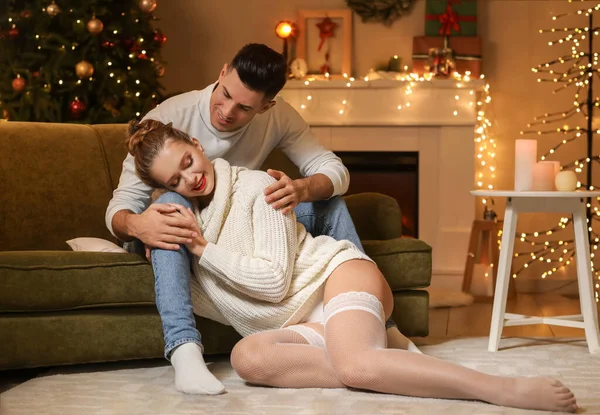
[278,79,479,283]
[337,151,419,238]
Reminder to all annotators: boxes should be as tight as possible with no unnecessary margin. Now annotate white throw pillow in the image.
[66,237,127,253]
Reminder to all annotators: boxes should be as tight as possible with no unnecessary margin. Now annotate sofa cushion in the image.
[0,122,117,251]
[364,237,432,290]
[0,251,155,312]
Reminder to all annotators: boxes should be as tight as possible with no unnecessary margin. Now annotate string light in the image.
[518,3,600,302]
[292,69,495,200]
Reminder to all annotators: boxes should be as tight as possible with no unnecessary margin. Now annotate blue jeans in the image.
[140,192,397,359]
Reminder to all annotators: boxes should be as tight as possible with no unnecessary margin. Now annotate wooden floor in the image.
[426,292,591,339]
[1,293,594,394]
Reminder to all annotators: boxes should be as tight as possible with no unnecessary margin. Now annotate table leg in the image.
[572,201,600,354]
[488,200,518,352]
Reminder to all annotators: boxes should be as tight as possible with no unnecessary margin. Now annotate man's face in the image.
[209,65,275,132]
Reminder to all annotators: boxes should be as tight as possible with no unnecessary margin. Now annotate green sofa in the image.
[0,121,432,371]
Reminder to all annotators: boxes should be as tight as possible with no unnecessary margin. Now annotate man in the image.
[106,43,415,395]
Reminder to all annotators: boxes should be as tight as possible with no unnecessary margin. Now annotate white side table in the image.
[471,190,600,354]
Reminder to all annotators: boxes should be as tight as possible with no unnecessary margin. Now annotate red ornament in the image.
[12,76,26,92]
[137,52,149,60]
[316,17,337,52]
[8,25,19,39]
[70,98,86,119]
[20,9,32,19]
[102,41,114,48]
[153,30,166,45]
[32,71,40,78]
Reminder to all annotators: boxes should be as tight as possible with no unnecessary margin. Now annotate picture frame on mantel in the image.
[296,9,353,79]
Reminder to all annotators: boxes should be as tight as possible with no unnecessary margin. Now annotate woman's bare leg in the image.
[231,323,344,388]
[323,260,577,413]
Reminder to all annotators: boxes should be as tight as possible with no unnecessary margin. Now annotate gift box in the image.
[425,0,477,37]
[412,36,482,77]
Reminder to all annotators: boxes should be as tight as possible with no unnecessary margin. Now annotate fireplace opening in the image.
[336,151,419,238]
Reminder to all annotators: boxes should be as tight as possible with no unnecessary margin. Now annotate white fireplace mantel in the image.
[278,79,483,281]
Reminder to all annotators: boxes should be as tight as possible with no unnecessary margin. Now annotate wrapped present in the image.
[412,36,482,77]
[425,0,477,37]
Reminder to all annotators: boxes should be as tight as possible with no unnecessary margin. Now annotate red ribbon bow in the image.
[439,4,460,36]
[425,0,476,36]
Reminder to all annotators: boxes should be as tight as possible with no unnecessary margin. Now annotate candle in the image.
[532,162,556,191]
[548,161,561,177]
[470,264,494,297]
[555,170,578,191]
[514,139,537,191]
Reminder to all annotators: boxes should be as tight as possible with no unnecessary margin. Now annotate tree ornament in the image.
[153,30,166,45]
[46,1,61,17]
[12,75,26,92]
[70,97,86,119]
[20,9,32,19]
[87,17,104,35]
[154,61,165,77]
[75,60,94,78]
[139,0,157,13]
[346,0,417,26]
[102,40,115,48]
[103,99,121,117]
[8,25,19,39]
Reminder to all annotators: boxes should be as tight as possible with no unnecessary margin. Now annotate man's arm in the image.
[106,152,197,249]
[264,98,349,212]
[105,152,154,238]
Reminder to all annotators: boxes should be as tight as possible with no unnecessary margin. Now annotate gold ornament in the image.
[75,61,94,79]
[139,0,157,13]
[46,1,60,17]
[154,62,165,77]
[87,17,104,35]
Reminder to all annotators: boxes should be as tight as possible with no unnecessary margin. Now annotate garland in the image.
[346,0,418,26]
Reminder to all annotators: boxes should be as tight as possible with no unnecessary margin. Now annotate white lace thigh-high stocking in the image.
[323,291,577,413]
[231,325,344,388]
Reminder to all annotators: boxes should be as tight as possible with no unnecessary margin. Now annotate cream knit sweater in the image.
[190,159,371,337]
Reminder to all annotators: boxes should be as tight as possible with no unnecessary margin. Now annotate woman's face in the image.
[150,138,215,199]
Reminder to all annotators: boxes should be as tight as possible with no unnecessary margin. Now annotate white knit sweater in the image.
[190,159,371,337]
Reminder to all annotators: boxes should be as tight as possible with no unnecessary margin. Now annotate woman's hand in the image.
[168,204,208,257]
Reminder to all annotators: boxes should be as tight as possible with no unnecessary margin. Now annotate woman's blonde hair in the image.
[125,119,193,188]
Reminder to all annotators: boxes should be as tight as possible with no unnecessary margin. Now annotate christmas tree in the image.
[0,0,167,123]
[518,1,600,302]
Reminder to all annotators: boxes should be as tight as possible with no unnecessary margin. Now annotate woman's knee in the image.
[230,336,273,384]
[329,352,379,389]
[154,191,193,208]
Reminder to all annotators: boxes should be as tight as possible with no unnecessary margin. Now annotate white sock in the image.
[170,342,226,395]
[386,327,423,354]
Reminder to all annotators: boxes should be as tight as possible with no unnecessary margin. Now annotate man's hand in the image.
[265,169,307,214]
[128,203,198,251]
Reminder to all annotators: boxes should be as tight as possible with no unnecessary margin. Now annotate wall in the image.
[155,0,598,292]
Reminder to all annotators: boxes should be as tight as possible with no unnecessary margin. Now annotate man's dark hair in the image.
[229,43,287,100]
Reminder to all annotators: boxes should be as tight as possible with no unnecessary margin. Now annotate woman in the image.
[126,119,577,413]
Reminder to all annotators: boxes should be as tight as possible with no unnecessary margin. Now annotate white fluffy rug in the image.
[1,337,598,415]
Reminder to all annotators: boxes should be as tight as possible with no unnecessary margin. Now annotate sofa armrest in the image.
[344,192,404,240]
[363,237,432,290]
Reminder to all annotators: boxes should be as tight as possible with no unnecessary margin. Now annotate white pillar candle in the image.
[471,264,495,297]
[532,162,556,191]
[514,139,537,191]
[555,170,578,191]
